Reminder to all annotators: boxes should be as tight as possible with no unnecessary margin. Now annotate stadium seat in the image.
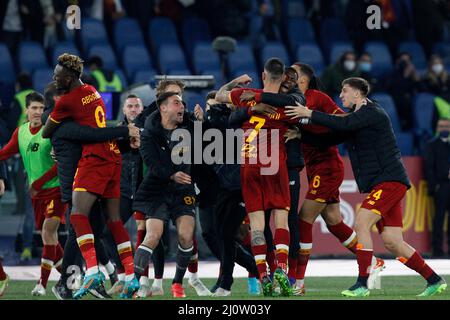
[88,44,118,70]
[122,45,154,80]
[328,42,354,64]
[260,42,290,66]
[202,69,225,88]
[370,92,401,133]
[80,18,109,52]
[158,44,188,74]
[51,41,80,64]
[396,132,414,156]
[192,43,221,74]
[232,70,262,89]
[0,43,16,83]
[363,41,393,78]
[149,17,179,51]
[398,41,427,70]
[413,93,435,137]
[115,69,128,88]
[183,91,205,111]
[228,43,257,75]
[284,0,306,18]
[18,41,49,73]
[287,18,315,53]
[296,43,325,75]
[113,18,145,53]
[181,17,212,57]
[432,42,450,66]
[32,68,53,94]
[320,18,350,56]
[133,70,157,84]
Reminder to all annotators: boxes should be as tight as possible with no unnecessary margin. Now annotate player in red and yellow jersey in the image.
[284,63,384,295]
[42,54,140,299]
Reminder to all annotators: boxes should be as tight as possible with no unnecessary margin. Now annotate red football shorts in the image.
[241,163,291,213]
[73,156,121,199]
[305,161,344,204]
[32,187,67,230]
[360,181,408,233]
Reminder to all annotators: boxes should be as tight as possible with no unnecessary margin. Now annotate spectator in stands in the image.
[87,56,123,93]
[422,55,450,97]
[257,0,279,41]
[40,0,65,49]
[321,51,360,98]
[384,52,423,130]
[358,52,380,93]
[90,0,126,36]
[6,73,34,137]
[425,119,450,257]
[0,0,25,56]
[206,0,252,39]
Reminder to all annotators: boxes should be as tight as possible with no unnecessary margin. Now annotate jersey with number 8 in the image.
[50,84,120,161]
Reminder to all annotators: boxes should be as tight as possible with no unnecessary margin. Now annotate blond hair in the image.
[57,53,84,76]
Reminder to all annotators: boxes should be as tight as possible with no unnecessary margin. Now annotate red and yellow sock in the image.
[398,251,441,284]
[70,214,98,274]
[188,238,198,273]
[274,228,290,272]
[296,219,313,280]
[107,221,134,279]
[54,242,64,273]
[40,244,56,288]
[356,243,373,285]
[251,244,268,279]
[327,221,358,254]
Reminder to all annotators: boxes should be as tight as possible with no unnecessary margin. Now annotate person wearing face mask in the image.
[425,119,450,257]
[321,51,360,98]
[422,55,450,96]
[358,53,380,93]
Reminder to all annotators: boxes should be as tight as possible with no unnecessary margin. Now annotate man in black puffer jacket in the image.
[287,77,447,298]
[42,82,137,299]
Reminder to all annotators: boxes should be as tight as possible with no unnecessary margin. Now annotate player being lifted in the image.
[0,92,66,296]
[42,54,139,299]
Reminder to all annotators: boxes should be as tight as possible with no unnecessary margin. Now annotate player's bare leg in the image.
[171,215,195,298]
[295,199,326,294]
[32,217,61,296]
[381,227,447,297]
[322,204,385,289]
[272,208,292,296]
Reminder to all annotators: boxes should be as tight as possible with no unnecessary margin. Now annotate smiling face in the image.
[280,68,299,93]
[339,84,359,108]
[123,97,143,122]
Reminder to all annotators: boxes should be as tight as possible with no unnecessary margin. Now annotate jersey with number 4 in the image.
[230,88,298,167]
[50,84,120,161]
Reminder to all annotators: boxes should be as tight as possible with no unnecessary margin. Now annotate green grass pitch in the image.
[2,276,450,300]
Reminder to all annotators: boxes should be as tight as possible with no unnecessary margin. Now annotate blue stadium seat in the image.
[133,70,157,84]
[32,68,53,94]
[80,18,108,52]
[181,17,211,57]
[432,42,450,66]
[283,0,306,18]
[363,41,393,78]
[88,44,118,70]
[183,91,205,111]
[51,41,80,64]
[296,43,324,75]
[122,45,153,80]
[18,41,49,73]
[192,43,220,74]
[328,42,354,64]
[158,44,188,74]
[370,92,401,133]
[149,17,179,51]
[320,18,350,56]
[113,18,145,53]
[260,42,290,65]
[398,41,427,70]
[287,18,315,53]
[115,69,128,88]
[413,93,435,137]
[231,70,262,89]
[0,43,16,83]
[202,68,225,88]
[395,132,414,156]
[228,43,257,75]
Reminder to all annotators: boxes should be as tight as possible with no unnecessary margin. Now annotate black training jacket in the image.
[424,137,450,196]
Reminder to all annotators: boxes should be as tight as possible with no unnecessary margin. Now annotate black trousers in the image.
[288,169,301,258]
[432,182,450,254]
[215,189,258,290]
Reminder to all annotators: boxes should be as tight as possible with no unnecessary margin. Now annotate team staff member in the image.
[286,77,447,297]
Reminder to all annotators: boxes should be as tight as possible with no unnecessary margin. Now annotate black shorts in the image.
[135,192,196,225]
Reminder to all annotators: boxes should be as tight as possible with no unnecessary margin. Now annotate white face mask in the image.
[344,60,356,72]
[432,63,444,75]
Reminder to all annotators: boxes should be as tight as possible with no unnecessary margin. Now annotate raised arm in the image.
[215,74,253,104]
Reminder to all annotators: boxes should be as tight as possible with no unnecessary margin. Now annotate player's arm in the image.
[241,90,306,108]
[0,128,20,161]
[54,121,130,143]
[42,116,61,138]
[31,163,58,193]
[215,74,253,104]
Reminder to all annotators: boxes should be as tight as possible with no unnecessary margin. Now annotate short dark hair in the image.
[155,79,186,98]
[156,91,181,109]
[16,72,32,89]
[342,77,370,96]
[25,91,45,107]
[264,58,285,81]
[206,90,217,101]
[87,56,103,68]
[43,81,65,110]
[126,94,139,100]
